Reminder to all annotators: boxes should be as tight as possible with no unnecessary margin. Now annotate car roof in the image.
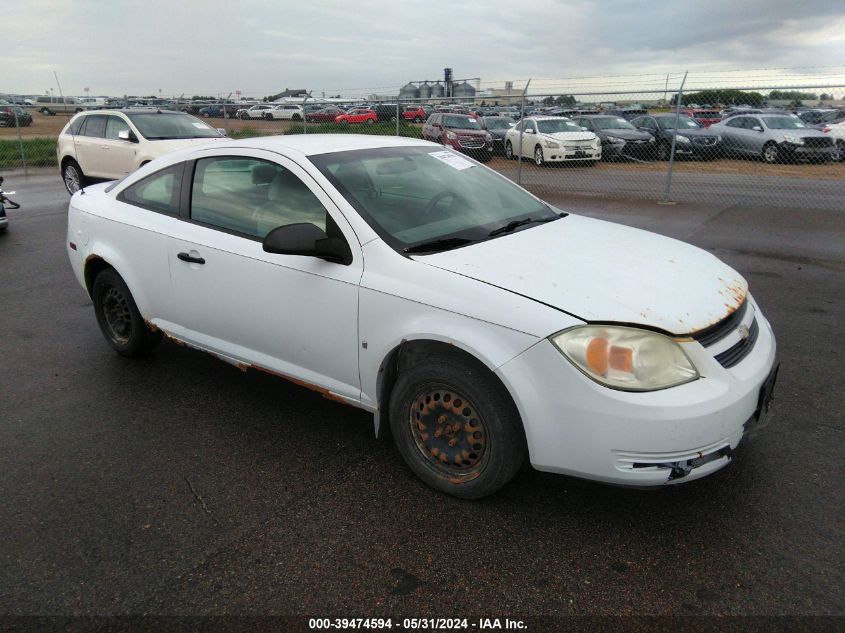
[525,115,574,121]
[223,133,436,156]
[77,108,188,115]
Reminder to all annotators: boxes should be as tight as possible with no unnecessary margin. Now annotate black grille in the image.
[714,318,759,368]
[804,137,833,148]
[693,137,718,146]
[692,300,749,347]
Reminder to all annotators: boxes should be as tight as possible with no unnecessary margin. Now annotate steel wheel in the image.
[102,286,133,345]
[92,269,162,357]
[410,388,488,475]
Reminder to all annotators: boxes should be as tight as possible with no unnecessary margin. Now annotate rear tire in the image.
[92,269,162,357]
[389,354,526,499]
[62,159,86,195]
[836,140,845,162]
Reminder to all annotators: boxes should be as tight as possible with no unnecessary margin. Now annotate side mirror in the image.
[262,223,352,265]
[752,126,763,132]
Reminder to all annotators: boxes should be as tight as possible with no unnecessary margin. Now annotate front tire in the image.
[62,159,85,195]
[656,141,671,161]
[762,142,779,164]
[389,355,526,499]
[505,141,516,160]
[534,145,545,167]
[92,269,162,357]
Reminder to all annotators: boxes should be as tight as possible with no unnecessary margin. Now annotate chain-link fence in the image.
[3,69,844,210]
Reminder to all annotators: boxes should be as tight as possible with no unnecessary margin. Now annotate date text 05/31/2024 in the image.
[308,618,527,630]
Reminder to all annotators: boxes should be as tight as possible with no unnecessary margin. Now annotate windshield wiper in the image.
[404,237,476,254]
[488,214,563,237]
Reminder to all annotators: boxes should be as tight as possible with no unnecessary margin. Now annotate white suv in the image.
[238,104,274,120]
[56,109,229,194]
[264,104,304,121]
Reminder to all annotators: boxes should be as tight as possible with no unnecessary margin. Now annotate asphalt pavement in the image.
[1,172,843,626]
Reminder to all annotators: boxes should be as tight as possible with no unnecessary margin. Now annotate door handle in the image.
[177,252,205,264]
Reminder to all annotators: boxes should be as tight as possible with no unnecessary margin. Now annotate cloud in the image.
[4,0,844,98]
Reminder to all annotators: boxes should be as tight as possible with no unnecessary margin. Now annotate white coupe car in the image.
[66,135,778,498]
[505,116,601,166]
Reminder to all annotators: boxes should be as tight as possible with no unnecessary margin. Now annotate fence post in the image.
[396,100,400,137]
[662,71,688,204]
[302,93,310,134]
[516,78,531,187]
[14,109,28,176]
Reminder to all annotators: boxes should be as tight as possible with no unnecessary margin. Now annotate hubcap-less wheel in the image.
[534,145,544,166]
[63,163,81,194]
[102,286,133,345]
[410,388,488,474]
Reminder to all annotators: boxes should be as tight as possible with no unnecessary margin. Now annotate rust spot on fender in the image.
[143,320,159,333]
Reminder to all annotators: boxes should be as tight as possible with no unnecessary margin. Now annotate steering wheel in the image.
[423,190,458,216]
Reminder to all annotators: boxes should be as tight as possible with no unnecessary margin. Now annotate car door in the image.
[745,117,767,154]
[73,114,108,177]
[520,120,537,157]
[721,117,748,154]
[98,115,138,178]
[165,150,363,401]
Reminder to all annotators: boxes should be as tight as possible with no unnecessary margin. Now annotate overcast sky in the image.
[7,0,845,98]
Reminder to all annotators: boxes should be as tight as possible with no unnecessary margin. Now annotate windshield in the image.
[821,110,844,123]
[126,112,223,140]
[657,116,701,130]
[484,117,514,129]
[310,146,553,251]
[443,115,480,130]
[537,119,584,134]
[593,117,636,130]
[763,117,807,130]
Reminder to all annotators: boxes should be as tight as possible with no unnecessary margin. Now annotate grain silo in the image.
[399,82,420,100]
[418,82,432,99]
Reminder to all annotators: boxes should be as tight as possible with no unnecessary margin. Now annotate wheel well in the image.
[83,256,113,297]
[375,339,522,440]
[60,155,77,170]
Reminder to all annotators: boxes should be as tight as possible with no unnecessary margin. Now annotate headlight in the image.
[606,136,625,144]
[674,135,691,143]
[783,134,804,145]
[484,132,493,141]
[445,131,457,140]
[543,138,559,148]
[550,325,699,391]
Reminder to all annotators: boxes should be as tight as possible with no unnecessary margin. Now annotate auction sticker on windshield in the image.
[429,150,475,170]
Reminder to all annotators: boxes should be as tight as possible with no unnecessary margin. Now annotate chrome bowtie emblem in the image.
[738,324,750,340]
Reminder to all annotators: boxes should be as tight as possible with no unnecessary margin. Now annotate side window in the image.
[119,164,183,215]
[726,117,744,128]
[104,116,129,140]
[190,157,327,240]
[749,118,763,130]
[524,121,536,133]
[81,115,107,138]
[67,117,85,136]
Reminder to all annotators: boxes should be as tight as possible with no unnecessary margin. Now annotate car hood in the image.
[542,132,595,142]
[150,137,231,152]
[600,129,653,141]
[414,214,747,336]
[448,128,487,136]
[660,127,717,137]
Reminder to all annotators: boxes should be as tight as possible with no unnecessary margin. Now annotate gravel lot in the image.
[0,174,843,627]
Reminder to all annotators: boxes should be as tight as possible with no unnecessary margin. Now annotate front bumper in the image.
[603,139,654,159]
[782,143,837,160]
[543,145,601,162]
[495,305,777,486]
